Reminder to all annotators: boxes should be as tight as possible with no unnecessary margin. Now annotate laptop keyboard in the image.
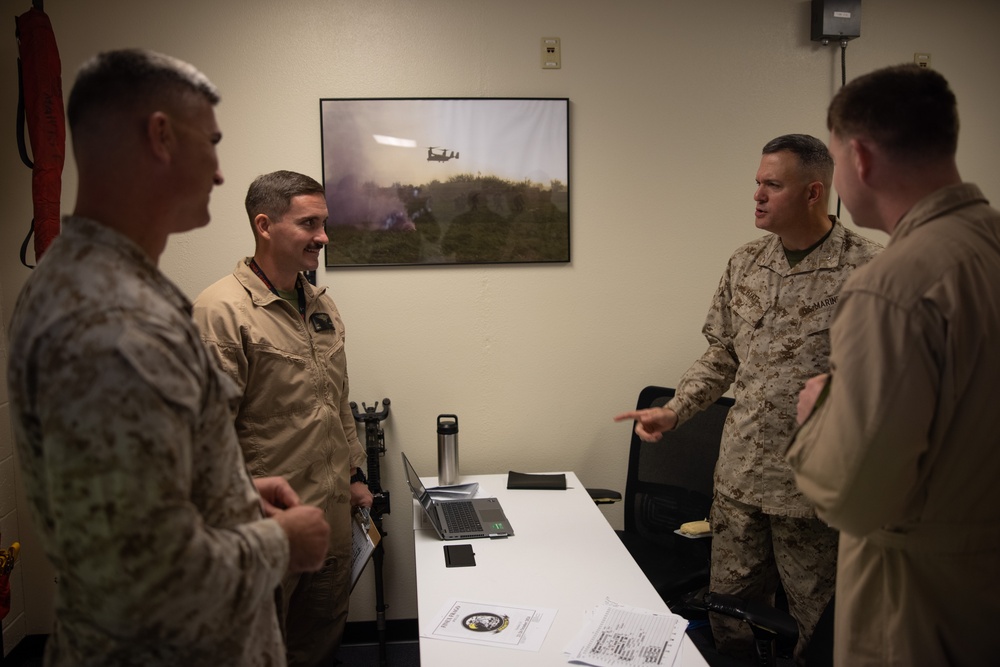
[441,501,482,533]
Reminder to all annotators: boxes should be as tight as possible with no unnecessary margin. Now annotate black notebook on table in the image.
[402,451,514,540]
[506,471,567,490]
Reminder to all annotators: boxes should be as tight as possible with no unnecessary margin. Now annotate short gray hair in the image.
[762,134,833,187]
[67,48,219,132]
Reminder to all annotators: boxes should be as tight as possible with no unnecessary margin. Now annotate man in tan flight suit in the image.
[790,64,1000,667]
[194,170,372,667]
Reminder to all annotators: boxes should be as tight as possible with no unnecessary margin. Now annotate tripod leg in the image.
[373,533,388,666]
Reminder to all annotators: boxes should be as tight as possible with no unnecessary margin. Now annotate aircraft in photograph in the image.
[427,147,459,162]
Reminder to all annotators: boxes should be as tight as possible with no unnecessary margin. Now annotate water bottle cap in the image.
[437,414,458,434]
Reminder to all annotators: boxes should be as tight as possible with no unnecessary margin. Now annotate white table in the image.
[411,472,709,666]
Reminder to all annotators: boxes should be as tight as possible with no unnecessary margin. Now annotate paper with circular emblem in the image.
[425,598,557,651]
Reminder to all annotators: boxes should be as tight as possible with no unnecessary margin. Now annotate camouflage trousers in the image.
[709,492,837,664]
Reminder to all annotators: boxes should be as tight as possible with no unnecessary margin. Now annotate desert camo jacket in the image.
[667,219,882,517]
[7,216,289,667]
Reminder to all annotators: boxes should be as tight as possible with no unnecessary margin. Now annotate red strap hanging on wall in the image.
[15,3,64,265]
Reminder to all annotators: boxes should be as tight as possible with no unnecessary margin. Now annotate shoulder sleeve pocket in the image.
[118,322,202,415]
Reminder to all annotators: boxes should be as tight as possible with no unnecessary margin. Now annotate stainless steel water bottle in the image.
[437,414,459,485]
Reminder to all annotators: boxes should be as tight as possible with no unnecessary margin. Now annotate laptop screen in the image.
[401,452,436,515]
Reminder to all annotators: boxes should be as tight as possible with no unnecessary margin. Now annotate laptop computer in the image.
[401,451,514,540]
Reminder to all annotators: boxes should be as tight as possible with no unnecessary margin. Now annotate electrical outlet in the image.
[914,53,931,69]
[541,37,561,69]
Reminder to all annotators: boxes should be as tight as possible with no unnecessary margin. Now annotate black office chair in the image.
[615,385,734,607]
[614,386,833,667]
[681,589,833,667]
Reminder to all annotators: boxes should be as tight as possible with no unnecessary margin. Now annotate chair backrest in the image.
[622,386,734,541]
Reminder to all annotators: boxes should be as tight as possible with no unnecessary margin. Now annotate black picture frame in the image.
[319,97,570,267]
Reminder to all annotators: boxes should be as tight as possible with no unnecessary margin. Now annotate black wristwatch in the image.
[350,468,367,485]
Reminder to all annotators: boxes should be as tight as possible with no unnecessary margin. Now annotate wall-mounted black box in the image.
[811,0,862,42]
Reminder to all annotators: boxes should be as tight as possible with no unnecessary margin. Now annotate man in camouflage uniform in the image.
[615,134,882,662]
[7,49,329,666]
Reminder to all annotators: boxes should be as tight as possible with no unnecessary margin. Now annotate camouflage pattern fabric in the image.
[7,216,289,667]
[667,220,882,516]
[709,492,837,663]
[664,220,879,663]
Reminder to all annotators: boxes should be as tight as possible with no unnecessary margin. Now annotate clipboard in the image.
[350,507,381,591]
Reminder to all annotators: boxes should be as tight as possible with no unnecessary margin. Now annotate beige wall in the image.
[2,0,999,641]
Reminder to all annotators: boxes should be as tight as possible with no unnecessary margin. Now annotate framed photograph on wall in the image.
[319,97,570,267]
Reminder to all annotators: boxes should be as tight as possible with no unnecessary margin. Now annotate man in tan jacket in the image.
[194,171,372,666]
[789,65,1000,666]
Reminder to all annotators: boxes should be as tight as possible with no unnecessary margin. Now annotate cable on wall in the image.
[836,38,849,218]
[809,0,862,220]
